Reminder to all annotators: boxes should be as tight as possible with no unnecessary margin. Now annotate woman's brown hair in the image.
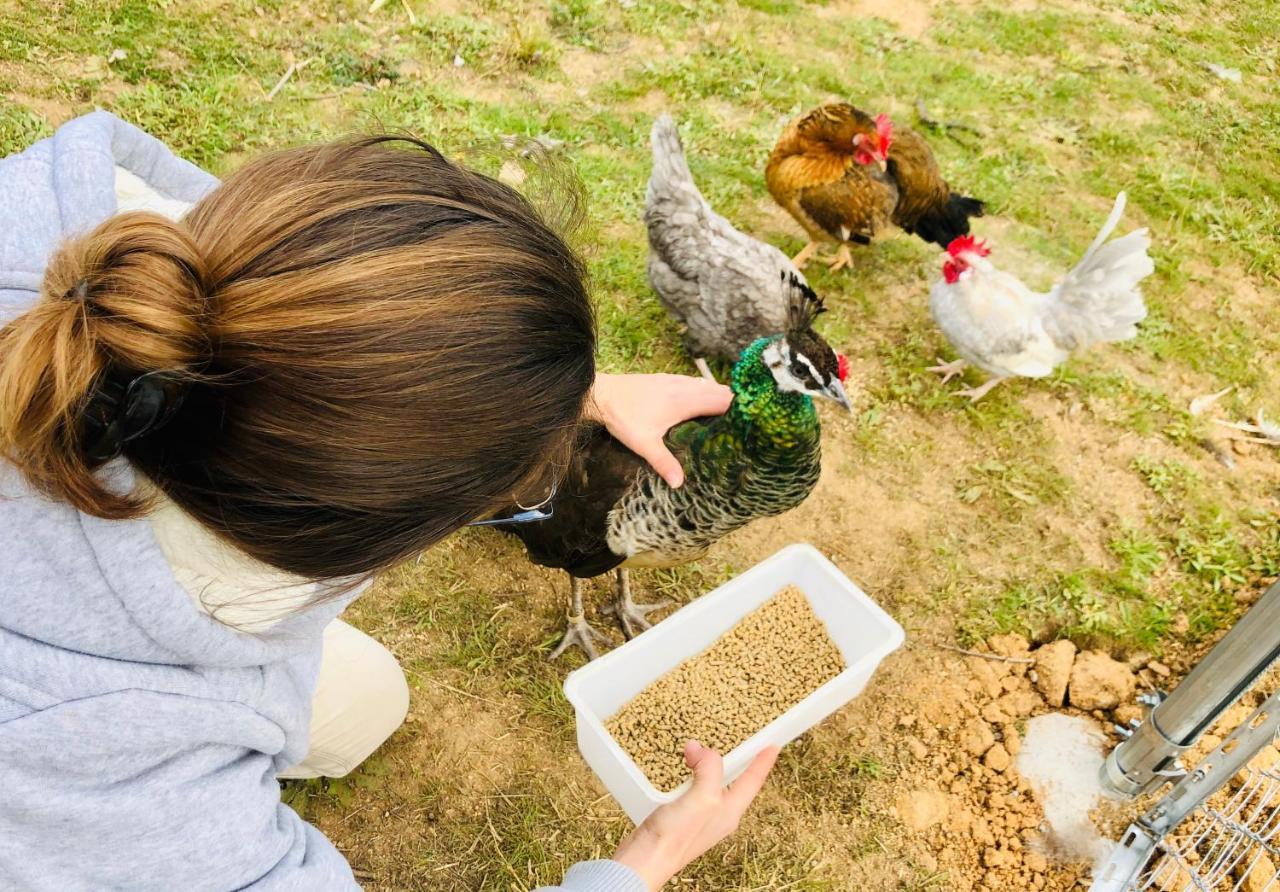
[0,136,595,580]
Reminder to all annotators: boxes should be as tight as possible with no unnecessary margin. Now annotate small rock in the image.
[1147,660,1172,678]
[1002,723,1022,756]
[1069,651,1137,711]
[985,743,1011,773]
[983,701,1012,724]
[989,634,1033,675]
[1025,851,1048,872]
[989,634,1031,656]
[983,846,1015,869]
[107,48,128,63]
[959,719,996,756]
[996,689,1042,719]
[1033,639,1077,707]
[967,658,1006,698]
[1126,651,1152,671]
[897,789,950,831]
[1248,745,1280,774]
[1113,703,1144,727]
[1241,854,1277,892]
[906,736,929,760]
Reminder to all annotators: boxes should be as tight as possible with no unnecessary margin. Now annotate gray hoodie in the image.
[0,111,645,892]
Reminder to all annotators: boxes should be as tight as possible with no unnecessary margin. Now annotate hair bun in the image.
[0,211,210,518]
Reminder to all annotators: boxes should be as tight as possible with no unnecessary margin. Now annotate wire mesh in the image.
[1126,737,1280,890]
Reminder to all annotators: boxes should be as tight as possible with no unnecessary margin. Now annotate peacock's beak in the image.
[822,378,854,413]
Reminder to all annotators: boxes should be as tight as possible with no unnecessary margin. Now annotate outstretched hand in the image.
[587,373,732,488]
[613,741,781,891]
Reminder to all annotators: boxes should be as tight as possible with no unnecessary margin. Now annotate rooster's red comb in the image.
[946,235,990,259]
[874,114,894,153]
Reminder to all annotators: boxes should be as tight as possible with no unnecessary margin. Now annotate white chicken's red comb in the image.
[946,235,990,259]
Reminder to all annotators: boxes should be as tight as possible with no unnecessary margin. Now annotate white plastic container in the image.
[562,543,905,824]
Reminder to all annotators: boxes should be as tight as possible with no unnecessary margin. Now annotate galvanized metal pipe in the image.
[1102,577,1280,799]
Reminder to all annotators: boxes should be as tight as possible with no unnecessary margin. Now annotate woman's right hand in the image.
[612,740,781,891]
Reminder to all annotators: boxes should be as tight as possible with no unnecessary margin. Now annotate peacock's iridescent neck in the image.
[727,337,820,450]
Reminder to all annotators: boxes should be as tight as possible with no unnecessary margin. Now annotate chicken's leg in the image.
[791,241,820,269]
[548,576,608,661]
[956,377,1005,402]
[603,569,671,640]
[926,357,968,384]
[826,244,854,272]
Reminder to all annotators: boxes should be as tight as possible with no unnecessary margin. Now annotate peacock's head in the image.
[760,272,853,412]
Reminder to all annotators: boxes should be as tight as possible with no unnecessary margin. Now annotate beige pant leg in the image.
[278,619,410,780]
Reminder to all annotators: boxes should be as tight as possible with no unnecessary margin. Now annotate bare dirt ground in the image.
[6,0,1278,887]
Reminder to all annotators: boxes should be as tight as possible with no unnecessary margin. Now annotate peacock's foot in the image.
[604,595,672,639]
[826,245,854,272]
[926,357,968,385]
[548,612,609,661]
[955,377,1005,403]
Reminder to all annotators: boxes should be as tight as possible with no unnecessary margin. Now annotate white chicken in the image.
[927,192,1155,401]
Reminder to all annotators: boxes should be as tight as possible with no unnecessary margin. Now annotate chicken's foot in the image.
[826,245,854,272]
[602,569,671,640]
[548,576,609,661]
[955,377,1005,402]
[926,357,967,385]
[791,241,820,269]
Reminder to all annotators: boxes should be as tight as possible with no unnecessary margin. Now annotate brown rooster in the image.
[765,103,985,271]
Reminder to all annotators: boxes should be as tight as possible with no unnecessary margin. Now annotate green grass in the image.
[7,0,1279,887]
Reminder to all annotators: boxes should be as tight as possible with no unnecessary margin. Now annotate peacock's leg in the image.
[956,377,1005,402]
[603,569,672,640]
[548,575,608,661]
[826,244,854,272]
[791,241,820,269]
[926,357,968,384]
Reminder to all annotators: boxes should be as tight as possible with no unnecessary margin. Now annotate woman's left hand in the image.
[588,373,732,488]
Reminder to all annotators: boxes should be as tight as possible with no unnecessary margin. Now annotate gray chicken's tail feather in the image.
[1047,192,1155,350]
[648,115,702,207]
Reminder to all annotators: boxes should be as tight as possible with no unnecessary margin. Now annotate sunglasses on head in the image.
[466,481,557,527]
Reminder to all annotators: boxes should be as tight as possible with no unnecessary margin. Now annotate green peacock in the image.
[506,273,852,659]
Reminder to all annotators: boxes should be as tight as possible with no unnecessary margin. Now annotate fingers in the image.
[675,378,732,420]
[635,438,685,489]
[725,745,780,813]
[685,740,724,794]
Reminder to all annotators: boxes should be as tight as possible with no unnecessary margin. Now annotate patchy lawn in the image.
[6,0,1278,887]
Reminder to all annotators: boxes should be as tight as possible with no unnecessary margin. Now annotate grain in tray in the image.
[605,585,845,792]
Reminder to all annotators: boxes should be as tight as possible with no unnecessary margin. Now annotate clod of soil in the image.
[1034,639,1077,708]
[605,585,845,792]
[1069,650,1137,710]
[897,788,950,831]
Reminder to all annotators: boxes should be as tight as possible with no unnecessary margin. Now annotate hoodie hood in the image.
[0,110,217,322]
[0,112,361,668]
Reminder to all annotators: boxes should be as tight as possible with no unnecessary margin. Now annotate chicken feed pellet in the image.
[605,585,845,792]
